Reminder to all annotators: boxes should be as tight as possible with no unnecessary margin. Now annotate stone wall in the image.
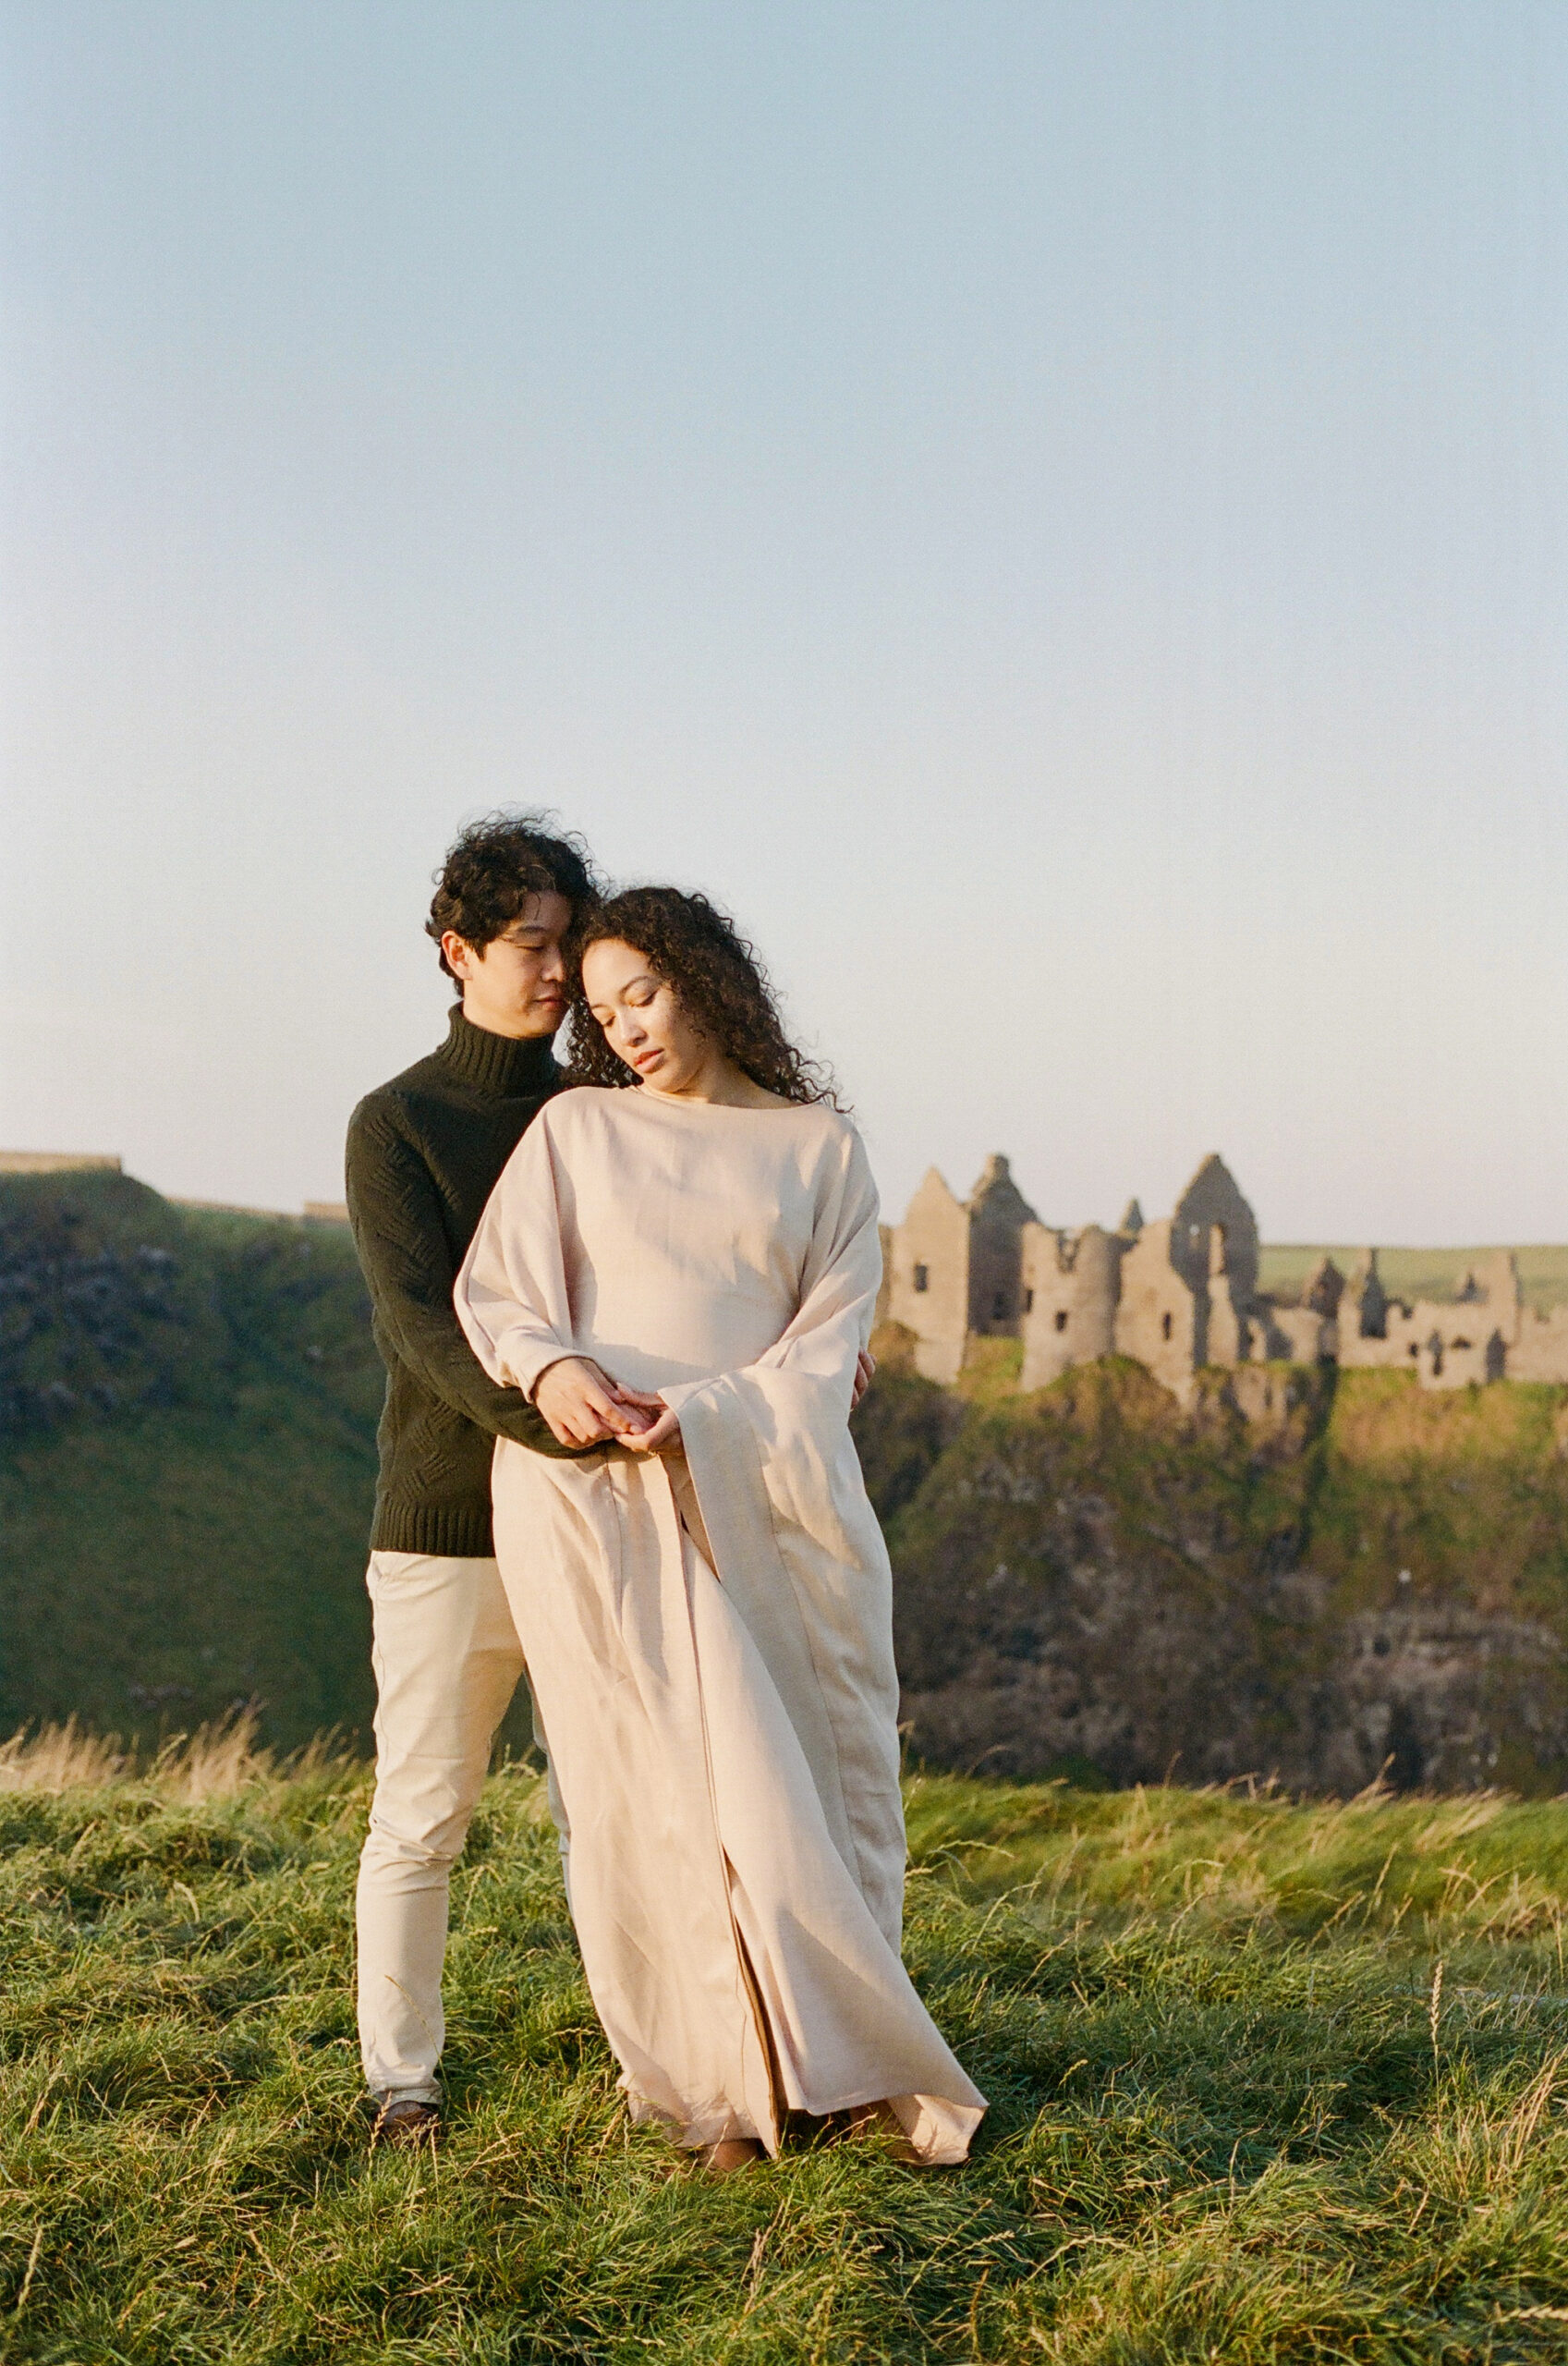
[1338,1247,1568,1389]
[885,1147,1568,1397]
[1512,1305,1568,1382]
[882,1167,972,1384]
[1019,1223,1122,1390]
[1112,1218,1203,1397]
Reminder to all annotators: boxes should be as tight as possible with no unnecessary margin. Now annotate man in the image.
[346,811,870,2143]
[346,814,627,2144]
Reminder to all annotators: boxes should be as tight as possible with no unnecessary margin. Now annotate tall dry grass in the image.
[0,1704,346,1800]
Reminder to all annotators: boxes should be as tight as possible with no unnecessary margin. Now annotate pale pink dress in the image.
[455,1085,985,2163]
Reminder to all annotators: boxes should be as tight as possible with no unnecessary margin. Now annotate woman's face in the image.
[581,937,714,1095]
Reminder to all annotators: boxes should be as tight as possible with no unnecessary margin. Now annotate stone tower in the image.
[1342,1250,1390,1343]
[1113,1218,1204,1395]
[883,1153,1039,1384]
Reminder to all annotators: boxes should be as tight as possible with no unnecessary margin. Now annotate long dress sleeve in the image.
[453,1117,578,1402]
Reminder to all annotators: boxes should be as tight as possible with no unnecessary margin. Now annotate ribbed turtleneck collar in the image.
[436,1005,562,1098]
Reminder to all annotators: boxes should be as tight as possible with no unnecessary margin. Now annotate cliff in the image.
[857,1343,1568,1795]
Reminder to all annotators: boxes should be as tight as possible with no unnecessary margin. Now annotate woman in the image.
[455,887,984,2170]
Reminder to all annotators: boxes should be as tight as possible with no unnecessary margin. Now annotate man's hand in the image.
[533,1358,657,1448]
[852,1346,876,1410]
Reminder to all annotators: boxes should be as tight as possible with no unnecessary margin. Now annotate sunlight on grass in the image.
[3,1739,1568,2358]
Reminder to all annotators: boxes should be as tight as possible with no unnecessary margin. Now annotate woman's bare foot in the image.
[699,2136,765,2175]
[845,2102,918,2162]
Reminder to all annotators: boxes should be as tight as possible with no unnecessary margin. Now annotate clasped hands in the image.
[533,1359,680,1453]
[532,1348,877,1453]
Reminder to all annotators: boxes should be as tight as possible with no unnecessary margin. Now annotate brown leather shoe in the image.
[365,2095,442,2148]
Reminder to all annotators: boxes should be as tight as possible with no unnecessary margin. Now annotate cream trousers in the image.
[355,1549,564,2103]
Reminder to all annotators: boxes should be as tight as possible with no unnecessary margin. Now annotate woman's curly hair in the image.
[564,886,841,1107]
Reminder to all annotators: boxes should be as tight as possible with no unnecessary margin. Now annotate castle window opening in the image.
[1022,1287,1034,1313]
[1161,1311,1173,1341]
[913,1263,929,1294]
[1054,1310,1068,1333]
[991,1291,1007,1323]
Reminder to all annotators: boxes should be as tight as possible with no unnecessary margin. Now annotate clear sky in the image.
[3,0,1565,1243]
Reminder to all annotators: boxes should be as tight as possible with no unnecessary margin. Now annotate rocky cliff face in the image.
[856,1349,1568,1796]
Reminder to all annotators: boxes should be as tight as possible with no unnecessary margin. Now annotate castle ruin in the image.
[881,1153,1568,1397]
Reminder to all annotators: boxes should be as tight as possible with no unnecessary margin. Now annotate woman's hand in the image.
[621,1403,684,1457]
[539,1349,869,1455]
[533,1358,658,1448]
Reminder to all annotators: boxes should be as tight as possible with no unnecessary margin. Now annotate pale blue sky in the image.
[3,1,1565,1241]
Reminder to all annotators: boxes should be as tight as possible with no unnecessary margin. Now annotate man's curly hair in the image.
[426,811,599,989]
[564,886,840,1107]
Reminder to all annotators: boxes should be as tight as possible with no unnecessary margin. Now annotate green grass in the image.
[954,1336,1026,1405]
[0,1405,378,1750]
[6,1739,1568,2361]
[0,1171,387,1753]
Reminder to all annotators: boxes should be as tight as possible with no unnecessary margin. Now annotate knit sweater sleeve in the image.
[346,1099,589,1460]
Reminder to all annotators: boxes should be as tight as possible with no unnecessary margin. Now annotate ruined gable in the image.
[965,1154,1039,1336]
[882,1166,971,1383]
[882,1154,1038,1383]
[1169,1154,1260,1308]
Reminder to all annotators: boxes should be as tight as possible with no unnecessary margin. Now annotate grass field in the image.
[6,1733,1568,2361]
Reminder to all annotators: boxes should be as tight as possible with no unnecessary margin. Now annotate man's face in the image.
[441,891,574,1040]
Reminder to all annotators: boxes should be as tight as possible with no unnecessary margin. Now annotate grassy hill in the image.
[0,1168,383,1752]
[4,1733,1568,2361]
[7,1164,1568,1796]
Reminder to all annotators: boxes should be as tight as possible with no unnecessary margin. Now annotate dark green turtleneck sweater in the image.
[345,1007,590,1556]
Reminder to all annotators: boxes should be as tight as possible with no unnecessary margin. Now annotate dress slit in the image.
[657,1464,779,2150]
